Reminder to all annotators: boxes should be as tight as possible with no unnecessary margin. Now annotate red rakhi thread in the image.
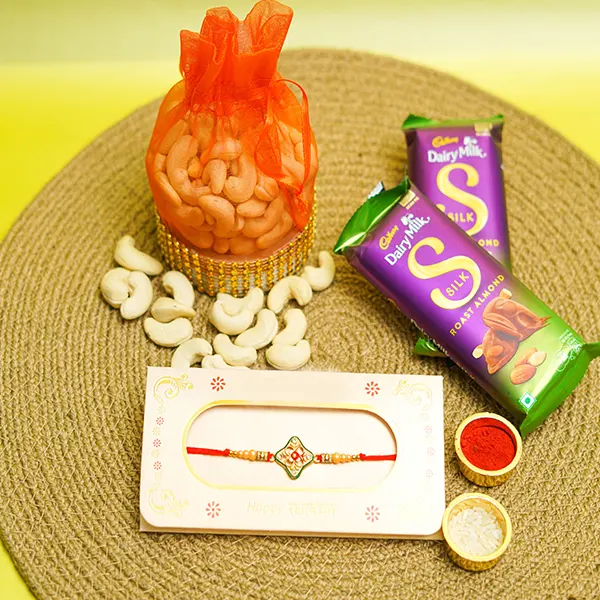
[186,435,396,480]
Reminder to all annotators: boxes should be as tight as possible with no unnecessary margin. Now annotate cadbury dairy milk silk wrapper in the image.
[334,179,600,436]
[403,115,510,357]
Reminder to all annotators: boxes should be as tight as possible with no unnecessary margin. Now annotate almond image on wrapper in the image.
[473,288,550,380]
[510,348,547,384]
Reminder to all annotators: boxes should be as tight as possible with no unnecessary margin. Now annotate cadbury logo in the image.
[379,225,399,250]
[432,136,458,148]
[384,214,431,265]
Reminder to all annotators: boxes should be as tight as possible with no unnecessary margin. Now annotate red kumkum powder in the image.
[460,423,516,471]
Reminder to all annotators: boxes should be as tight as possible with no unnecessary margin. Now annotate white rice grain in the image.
[448,506,503,556]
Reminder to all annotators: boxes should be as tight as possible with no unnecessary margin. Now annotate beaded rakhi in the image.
[187,435,396,480]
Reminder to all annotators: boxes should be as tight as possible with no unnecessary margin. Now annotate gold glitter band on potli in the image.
[155,200,316,297]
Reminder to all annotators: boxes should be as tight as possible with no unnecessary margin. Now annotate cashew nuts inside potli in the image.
[187,156,202,179]
[155,172,182,208]
[228,235,256,256]
[166,136,211,204]
[201,138,242,163]
[256,211,293,250]
[242,194,284,238]
[198,194,236,238]
[223,153,258,204]
[254,172,280,202]
[158,119,190,155]
[237,198,268,218]
[201,159,227,195]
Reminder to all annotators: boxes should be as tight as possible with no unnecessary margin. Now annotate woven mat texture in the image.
[1,50,599,600]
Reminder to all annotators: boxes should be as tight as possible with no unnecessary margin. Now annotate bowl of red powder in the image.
[455,413,523,487]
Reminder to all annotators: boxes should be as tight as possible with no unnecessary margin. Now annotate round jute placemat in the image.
[1,49,600,600]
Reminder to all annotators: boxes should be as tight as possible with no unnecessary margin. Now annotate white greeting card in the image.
[140,367,445,539]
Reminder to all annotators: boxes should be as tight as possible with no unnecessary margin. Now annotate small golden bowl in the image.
[455,412,523,487]
[442,492,512,571]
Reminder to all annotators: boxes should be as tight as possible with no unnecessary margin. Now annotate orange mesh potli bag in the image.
[146,0,318,294]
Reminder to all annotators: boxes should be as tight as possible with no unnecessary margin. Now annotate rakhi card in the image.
[140,368,445,539]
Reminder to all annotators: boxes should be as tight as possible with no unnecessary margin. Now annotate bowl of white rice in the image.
[442,492,512,571]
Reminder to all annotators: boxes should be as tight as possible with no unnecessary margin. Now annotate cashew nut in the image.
[288,127,302,145]
[155,172,182,208]
[202,159,227,195]
[100,268,131,308]
[282,153,304,182]
[280,122,302,145]
[213,237,230,254]
[256,210,293,250]
[199,194,235,238]
[181,227,214,249]
[201,354,249,370]
[114,235,163,276]
[187,156,202,179]
[174,204,205,228]
[266,340,311,371]
[201,138,242,163]
[143,317,193,347]
[171,337,213,370]
[301,251,336,291]
[234,309,278,349]
[272,309,307,346]
[120,271,153,320]
[162,271,195,307]
[217,288,264,316]
[151,297,196,323]
[209,301,255,335]
[237,198,268,218]
[153,152,166,173]
[255,171,280,202]
[158,119,190,155]
[213,334,257,367]
[229,235,256,256]
[224,153,258,204]
[232,214,245,235]
[242,194,284,238]
[166,136,211,204]
[267,276,313,314]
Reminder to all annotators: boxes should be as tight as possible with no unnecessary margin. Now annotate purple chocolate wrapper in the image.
[403,115,510,268]
[334,180,600,435]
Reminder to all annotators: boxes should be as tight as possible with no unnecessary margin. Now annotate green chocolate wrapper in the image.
[403,114,510,358]
[335,179,600,436]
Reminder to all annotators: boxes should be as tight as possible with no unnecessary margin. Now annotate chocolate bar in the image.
[334,179,600,435]
[402,115,510,357]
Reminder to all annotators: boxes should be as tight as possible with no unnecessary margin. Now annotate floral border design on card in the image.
[392,380,432,416]
[148,374,193,517]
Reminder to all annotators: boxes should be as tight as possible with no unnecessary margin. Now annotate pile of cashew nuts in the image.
[100,235,335,371]
[151,117,317,257]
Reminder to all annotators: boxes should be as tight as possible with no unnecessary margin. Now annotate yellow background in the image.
[1,0,599,597]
